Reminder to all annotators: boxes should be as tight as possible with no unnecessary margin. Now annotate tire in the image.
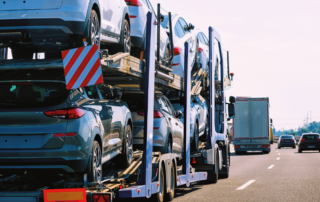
[191,123,200,152]
[116,125,133,168]
[235,151,241,155]
[87,10,101,50]
[203,118,209,141]
[119,19,131,53]
[11,47,34,59]
[152,165,165,202]
[165,161,176,201]
[219,148,229,179]
[293,146,296,149]
[298,149,302,153]
[206,148,219,183]
[278,146,281,149]
[88,141,102,183]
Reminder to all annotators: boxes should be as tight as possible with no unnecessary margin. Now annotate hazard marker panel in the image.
[43,188,87,202]
[61,45,103,90]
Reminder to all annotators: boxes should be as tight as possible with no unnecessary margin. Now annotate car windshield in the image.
[121,93,160,111]
[281,136,293,139]
[0,81,69,109]
[302,134,319,139]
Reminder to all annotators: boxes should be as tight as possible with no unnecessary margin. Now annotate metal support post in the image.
[169,12,174,62]
[157,4,160,64]
[182,41,191,187]
[227,51,230,79]
[208,27,215,148]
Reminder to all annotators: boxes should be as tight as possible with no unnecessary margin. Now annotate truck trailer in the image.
[233,97,271,154]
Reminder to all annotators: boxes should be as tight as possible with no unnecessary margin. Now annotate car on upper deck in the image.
[161,14,196,78]
[0,0,131,59]
[0,69,133,182]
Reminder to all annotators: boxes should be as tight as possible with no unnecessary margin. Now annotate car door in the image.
[97,84,123,152]
[164,97,183,155]
[100,0,121,42]
[108,0,122,36]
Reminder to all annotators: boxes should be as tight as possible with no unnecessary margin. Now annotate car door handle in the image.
[175,122,178,125]
[108,109,113,115]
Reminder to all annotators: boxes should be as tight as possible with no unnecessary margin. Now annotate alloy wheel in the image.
[90,11,100,47]
[123,23,131,53]
[126,127,133,164]
[92,144,102,183]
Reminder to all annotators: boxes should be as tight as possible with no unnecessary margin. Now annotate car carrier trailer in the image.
[0,8,233,202]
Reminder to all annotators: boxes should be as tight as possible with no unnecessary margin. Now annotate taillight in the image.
[318,138,320,141]
[173,47,182,56]
[300,138,305,142]
[172,63,179,66]
[198,47,204,53]
[280,140,284,142]
[53,133,77,137]
[192,158,196,164]
[291,139,294,142]
[137,110,164,118]
[235,145,240,148]
[44,108,86,119]
[125,0,142,6]
[263,145,269,148]
[92,194,111,202]
[129,15,137,18]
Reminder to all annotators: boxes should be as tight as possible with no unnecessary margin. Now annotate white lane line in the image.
[277,157,280,160]
[276,150,278,152]
[236,180,255,190]
[278,153,281,155]
[267,165,275,169]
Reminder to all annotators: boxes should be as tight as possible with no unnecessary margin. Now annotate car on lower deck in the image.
[121,91,184,158]
[298,133,320,153]
[0,70,133,182]
[278,135,296,149]
[170,94,209,152]
[0,0,131,59]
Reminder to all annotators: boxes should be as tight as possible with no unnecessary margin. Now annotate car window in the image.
[198,33,205,44]
[97,84,113,99]
[158,97,171,113]
[121,93,161,111]
[202,33,209,45]
[281,136,293,139]
[0,81,68,109]
[84,85,100,99]
[164,98,176,115]
[174,22,184,38]
[302,134,319,139]
[179,18,188,33]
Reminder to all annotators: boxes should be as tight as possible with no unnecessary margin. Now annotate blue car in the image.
[0,69,133,182]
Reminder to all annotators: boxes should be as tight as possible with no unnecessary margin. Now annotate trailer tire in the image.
[165,161,176,201]
[88,141,102,183]
[206,148,219,183]
[152,164,165,202]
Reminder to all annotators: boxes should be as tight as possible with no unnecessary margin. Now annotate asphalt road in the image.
[171,144,320,202]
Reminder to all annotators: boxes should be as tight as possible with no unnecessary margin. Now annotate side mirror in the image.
[229,96,235,103]
[228,103,235,118]
[176,110,183,119]
[188,23,195,31]
[113,89,122,100]
[160,14,164,22]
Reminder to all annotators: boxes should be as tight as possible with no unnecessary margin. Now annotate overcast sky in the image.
[150,0,320,131]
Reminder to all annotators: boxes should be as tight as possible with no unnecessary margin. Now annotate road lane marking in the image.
[278,153,280,155]
[277,157,280,160]
[267,165,275,169]
[236,180,255,190]
[276,150,278,152]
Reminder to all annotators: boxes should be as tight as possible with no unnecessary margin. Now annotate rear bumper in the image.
[299,145,320,150]
[234,144,270,152]
[279,143,295,147]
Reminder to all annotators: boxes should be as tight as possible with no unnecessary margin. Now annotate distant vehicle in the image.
[277,135,295,149]
[121,91,184,157]
[161,14,196,78]
[126,0,172,66]
[0,0,131,59]
[298,133,320,153]
[233,97,271,154]
[0,70,133,182]
[170,94,209,152]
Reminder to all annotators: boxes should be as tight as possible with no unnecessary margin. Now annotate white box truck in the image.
[233,97,271,154]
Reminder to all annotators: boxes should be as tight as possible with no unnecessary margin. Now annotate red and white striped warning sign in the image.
[61,45,103,90]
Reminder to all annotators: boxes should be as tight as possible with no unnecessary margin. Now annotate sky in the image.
[150,0,320,131]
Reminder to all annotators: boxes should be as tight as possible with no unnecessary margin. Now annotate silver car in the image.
[170,94,209,151]
[121,91,183,157]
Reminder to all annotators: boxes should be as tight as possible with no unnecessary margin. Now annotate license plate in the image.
[308,146,316,148]
[285,140,290,142]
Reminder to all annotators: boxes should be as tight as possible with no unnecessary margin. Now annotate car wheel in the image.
[191,123,200,152]
[116,125,133,168]
[298,149,302,153]
[152,165,165,202]
[11,47,34,59]
[88,10,100,49]
[88,140,102,183]
[165,161,176,201]
[235,151,241,155]
[278,146,281,149]
[119,19,131,53]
